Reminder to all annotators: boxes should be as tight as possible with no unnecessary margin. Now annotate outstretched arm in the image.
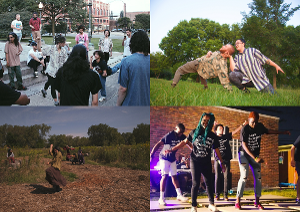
[267,129,290,135]
[231,120,248,136]
[266,59,284,74]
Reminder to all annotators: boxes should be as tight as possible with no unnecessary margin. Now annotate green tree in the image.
[241,0,300,88]
[88,124,124,146]
[159,18,242,66]
[134,14,150,30]
[117,17,131,29]
[132,123,150,144]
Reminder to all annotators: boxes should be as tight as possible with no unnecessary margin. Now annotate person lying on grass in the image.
[171,44,235,91]
[46,144,67,192]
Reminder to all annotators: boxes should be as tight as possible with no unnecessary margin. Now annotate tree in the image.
[117,17,131,29]
[134,14,150,30]
[41,0,86,41]
[88,124,124,146]
[122,132,135,145]
[132,123,150,144]
[159,18,242,66]
[241,0,300,88]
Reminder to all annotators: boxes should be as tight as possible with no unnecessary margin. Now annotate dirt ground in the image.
[0,160,150,211]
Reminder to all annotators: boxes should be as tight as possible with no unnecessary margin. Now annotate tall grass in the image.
[150,78,300,106]
[89,144,149,170]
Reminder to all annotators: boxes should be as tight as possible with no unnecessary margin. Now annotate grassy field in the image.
[150,78,300,106]
[21,35,123,52]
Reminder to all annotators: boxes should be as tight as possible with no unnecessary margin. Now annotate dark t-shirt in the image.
[187,128,219,162]
[239,123,268,157]
[159,130,186,163]
[92,59,108,75]
[0,81,21,105]
[55,69,102,106]
[214,133,233,162]
[293,135,300,161]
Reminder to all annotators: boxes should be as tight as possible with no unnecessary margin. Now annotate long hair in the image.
[59,44,89,82]
[192,112,215,145]
[129,30,150,56]
[7,32,19,47]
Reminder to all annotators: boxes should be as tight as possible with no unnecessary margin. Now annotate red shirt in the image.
[29,17,41,31]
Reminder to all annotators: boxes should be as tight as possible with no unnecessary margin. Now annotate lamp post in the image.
[87,2,92,43]
[38,2,43,34]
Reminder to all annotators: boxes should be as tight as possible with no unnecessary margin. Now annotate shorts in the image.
[296,161,300,176]
[160,159,177,176]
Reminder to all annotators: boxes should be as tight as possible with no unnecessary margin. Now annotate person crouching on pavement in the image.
[46,144,67,192]
[27,41,45,78]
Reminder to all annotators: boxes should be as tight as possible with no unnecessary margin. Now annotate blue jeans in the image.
[15,33,22,42]
[236,151,262,198]
[98,63,121,97]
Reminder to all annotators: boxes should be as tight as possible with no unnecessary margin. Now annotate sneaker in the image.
[235,202,241,210]
[242,87,250,93]
[254,202,264,210]
[191,206,197,212]
[41,89,47,98]
[177,195,188,202]
[225,196,229,201]
[208,204,219,212]
[99,96,106,102]
[17,85,27,90]
[54,101,59,106]
[296,198,300,204]
[34,71,38,78]
[215,195,220,200]
[158,198,166,206]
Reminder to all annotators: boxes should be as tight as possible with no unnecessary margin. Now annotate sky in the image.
[103,0,150,17]
[0,107,150,137]
[151,0,300,53]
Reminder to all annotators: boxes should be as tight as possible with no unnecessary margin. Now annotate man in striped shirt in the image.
[229,39,284,94]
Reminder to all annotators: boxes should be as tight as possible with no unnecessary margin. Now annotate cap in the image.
[31,41,37,46]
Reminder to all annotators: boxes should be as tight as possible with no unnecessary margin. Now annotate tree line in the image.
[0,123,150,148]
[151,0,300,88]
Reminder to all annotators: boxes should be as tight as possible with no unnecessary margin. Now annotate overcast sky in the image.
[0,107,150,137]
[151,0,300,53]
[104,0,150,17]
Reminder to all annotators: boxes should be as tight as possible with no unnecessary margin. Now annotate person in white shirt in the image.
[27,41,45,78]
[122,29,132,57]
[11,14,23,42]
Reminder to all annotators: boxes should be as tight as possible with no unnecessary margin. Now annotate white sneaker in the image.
[208,204,219,212]
[191,206,197,212]
[158,198,166,206]
[177,195,188,202]
[99,96,106,102]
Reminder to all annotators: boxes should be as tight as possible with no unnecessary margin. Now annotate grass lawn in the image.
[21,35,123,52]
[150,78,300,106]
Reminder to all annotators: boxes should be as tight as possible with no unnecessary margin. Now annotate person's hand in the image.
[276,65,284,74]
[255,157,264,163]
[242,120,248,126]
[102,70,107,77]
[41,60,45,67]
[110,52,112,57]
[206,51,212,58]
[221,163,226,172]
[291,159,296,167]
[50,144,53,148]
[6,61,10,67]
[90,55,93,62]
[47,162,50,165]
[164,150,172,155]
[285,131,291,135]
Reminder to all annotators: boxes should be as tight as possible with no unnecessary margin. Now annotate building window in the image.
[100,9,102,16]
[93,8,95,15]
[97,9,99,15]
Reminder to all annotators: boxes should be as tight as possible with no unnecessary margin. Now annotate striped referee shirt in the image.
[234,48,270,91]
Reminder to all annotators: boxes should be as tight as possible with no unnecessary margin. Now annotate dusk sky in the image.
[0,107,150,137]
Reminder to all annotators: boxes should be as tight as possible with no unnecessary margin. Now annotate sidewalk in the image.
[150,195,300,211]
[0,41,123,106]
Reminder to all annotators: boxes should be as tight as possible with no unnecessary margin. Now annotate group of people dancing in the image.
[150,111,290,212]
[1,25,150,106]
[172,39,285,94]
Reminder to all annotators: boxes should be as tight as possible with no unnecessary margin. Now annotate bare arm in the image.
[30,53,45,66]
[5,53,9,67]
[116,85,127,106]
[150,141,164,161]
[15,94,30,105]
[267,129,290,135]
[231,120,248,136]
[91,93,98,106]
[266,59,284,74]
[291,145,296,167]
[229,55,235,72]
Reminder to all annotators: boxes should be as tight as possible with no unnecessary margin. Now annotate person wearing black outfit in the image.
[213,121,247,201]
[167,112,225,212]
[291,135,300,204]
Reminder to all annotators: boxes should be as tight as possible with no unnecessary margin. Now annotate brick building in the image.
[85,0,110,31]
[150,106,280,190]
